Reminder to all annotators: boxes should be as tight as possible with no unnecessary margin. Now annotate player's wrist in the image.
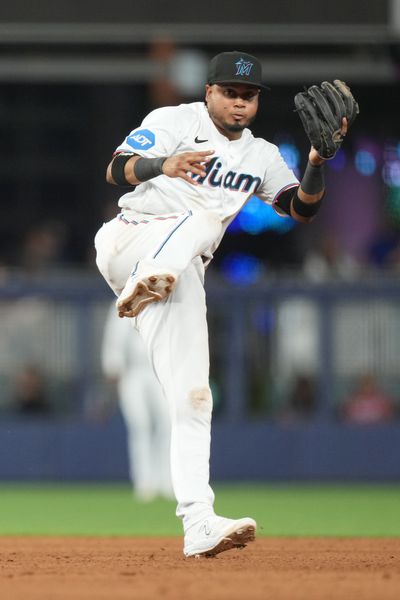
[309,154,325,167]
[300,160,325,196]
[133,157,167,182]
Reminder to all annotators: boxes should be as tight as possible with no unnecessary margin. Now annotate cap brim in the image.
[208,79,268,89]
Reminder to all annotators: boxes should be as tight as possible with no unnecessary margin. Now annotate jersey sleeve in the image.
[256,143,299,216]
[114,106,183,158]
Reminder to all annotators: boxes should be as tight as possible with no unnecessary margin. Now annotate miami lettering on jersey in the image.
[192,156,261,193]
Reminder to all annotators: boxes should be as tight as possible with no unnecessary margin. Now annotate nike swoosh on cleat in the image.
[194,136,208,143]
[200,520,211,536]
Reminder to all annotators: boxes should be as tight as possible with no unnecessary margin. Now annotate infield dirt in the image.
[0,536,399,599]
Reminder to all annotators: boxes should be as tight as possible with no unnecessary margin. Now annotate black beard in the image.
[223,121,247,133]
[221,114,256,133]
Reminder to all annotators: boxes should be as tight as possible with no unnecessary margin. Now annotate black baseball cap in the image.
[207,51,266,89]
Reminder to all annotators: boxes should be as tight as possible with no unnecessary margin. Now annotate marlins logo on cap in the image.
[235,58,254,77]
[207,51,266,88]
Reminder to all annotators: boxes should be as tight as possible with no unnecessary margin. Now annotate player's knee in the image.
[173,386,213,422]
[192,211,222,241]
[188,387,213,414]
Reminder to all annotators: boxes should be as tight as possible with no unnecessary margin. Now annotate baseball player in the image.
[101,302,173,501]
[95,51,357,557]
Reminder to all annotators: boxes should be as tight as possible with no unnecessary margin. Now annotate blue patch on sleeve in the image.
[126,129,155,150]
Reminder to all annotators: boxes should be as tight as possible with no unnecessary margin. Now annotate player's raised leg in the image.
[116,210,222,318]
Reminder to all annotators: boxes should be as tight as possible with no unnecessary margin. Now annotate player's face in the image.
[205,84,260,139]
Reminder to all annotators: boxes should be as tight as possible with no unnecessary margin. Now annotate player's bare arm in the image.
[106,150,214,187]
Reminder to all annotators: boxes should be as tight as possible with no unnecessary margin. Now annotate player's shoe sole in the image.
[197,523,256,558]
[117,274,176,318]
[184,517,256,559]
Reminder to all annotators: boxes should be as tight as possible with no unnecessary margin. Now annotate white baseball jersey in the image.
[115,102,299,232]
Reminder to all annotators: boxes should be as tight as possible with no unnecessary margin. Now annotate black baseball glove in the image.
[294,80,359,160]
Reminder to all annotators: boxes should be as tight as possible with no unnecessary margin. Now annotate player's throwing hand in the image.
[162,150,214,185]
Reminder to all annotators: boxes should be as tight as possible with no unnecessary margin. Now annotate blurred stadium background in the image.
[0,0,400,499]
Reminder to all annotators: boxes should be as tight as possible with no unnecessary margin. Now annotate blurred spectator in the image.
[13,365,51,415]
[101,302,173,501]
[276,298,319,379]
[17,221,67,272]
[303,234,359,281]
[341,373,396,425]
[148,39,182,108]
[148,39,208,108]
[281,374,316,422]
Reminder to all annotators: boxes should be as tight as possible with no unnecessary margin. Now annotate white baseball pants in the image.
[95,209,222,528]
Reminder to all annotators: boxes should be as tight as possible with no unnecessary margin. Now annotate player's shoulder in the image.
[144,102,200,124]
[246,132,280,157]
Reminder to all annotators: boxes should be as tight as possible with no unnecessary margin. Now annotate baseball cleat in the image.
[183,516,257,558]
[117,273,176,318]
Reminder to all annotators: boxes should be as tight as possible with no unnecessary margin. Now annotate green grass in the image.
[0,483,399,537]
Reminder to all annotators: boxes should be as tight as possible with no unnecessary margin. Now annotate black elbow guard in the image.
[292,191,323,218]
[274,186,298,216]
[110,153,136,187]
